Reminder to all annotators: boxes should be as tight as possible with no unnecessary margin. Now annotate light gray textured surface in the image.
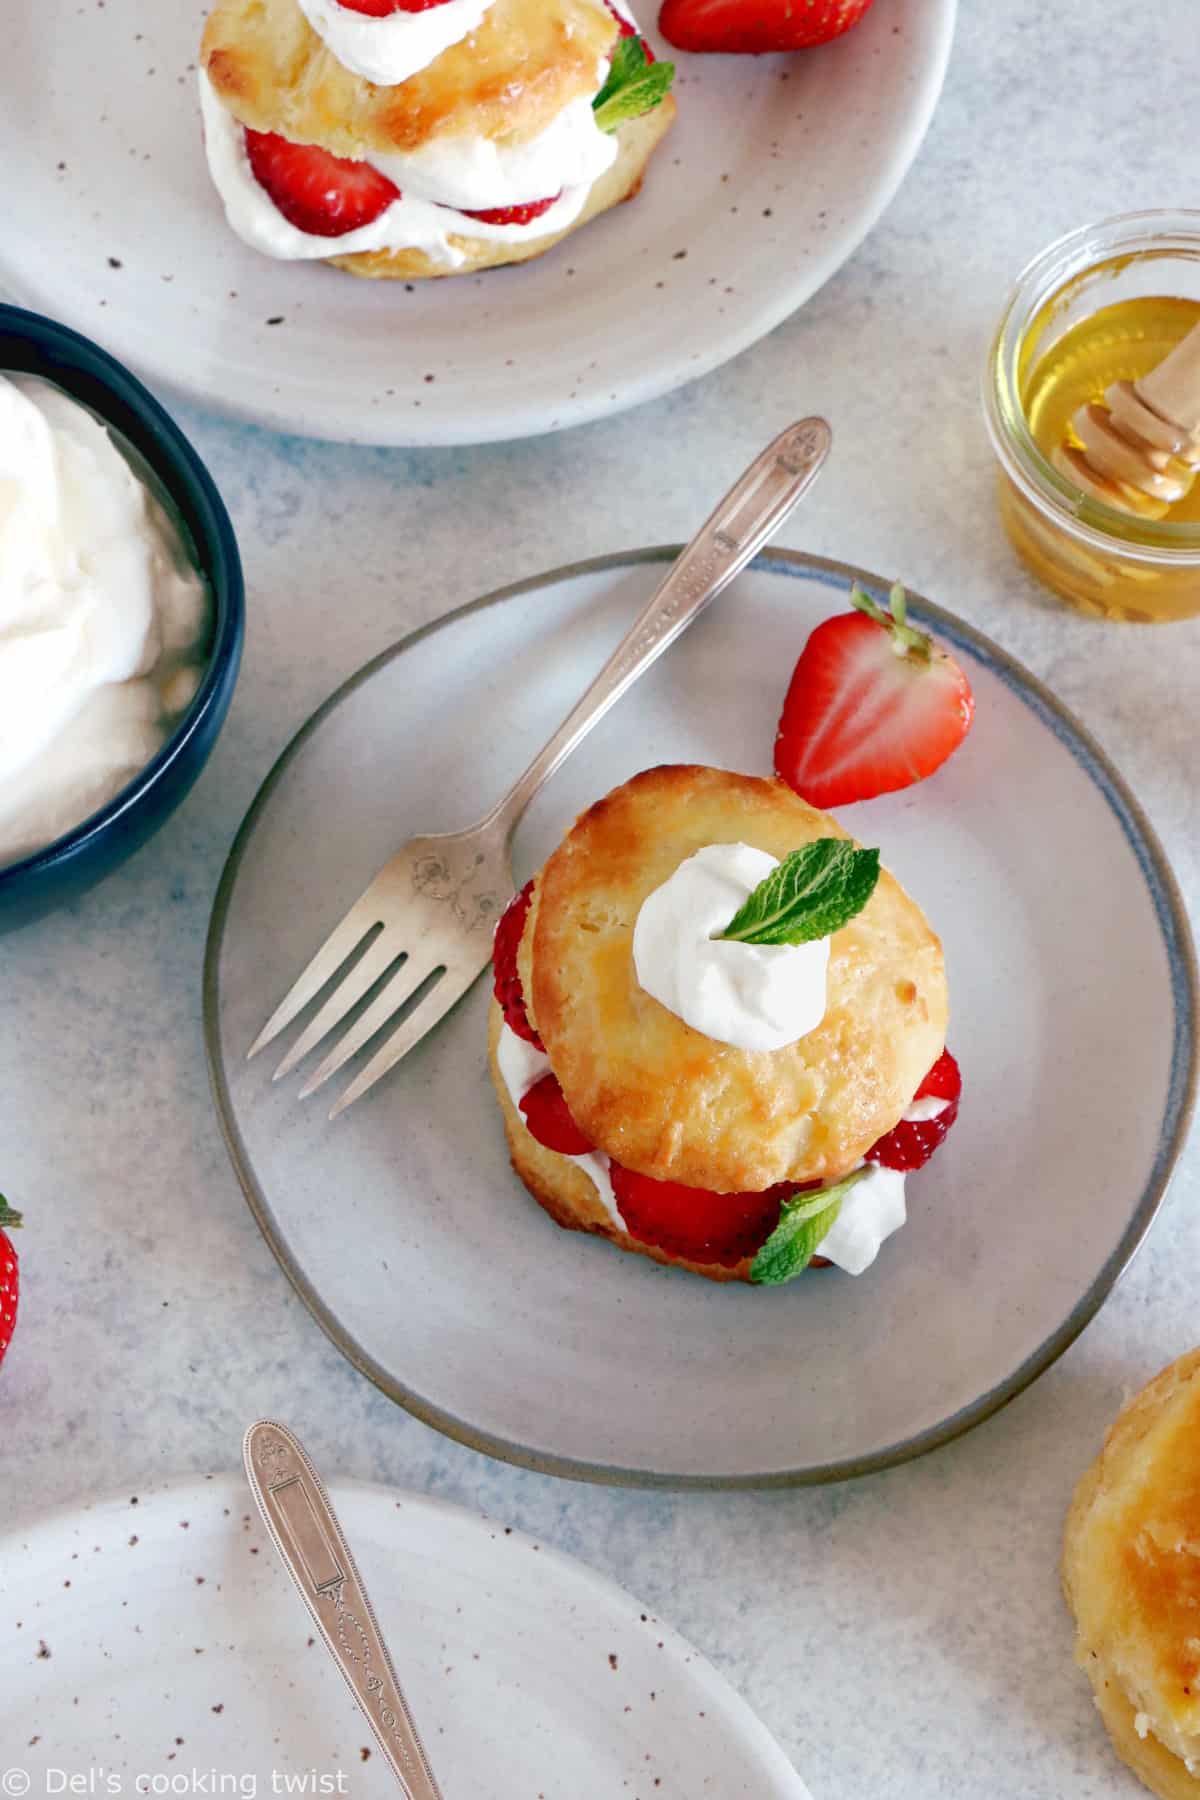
[3,3,1198,1795]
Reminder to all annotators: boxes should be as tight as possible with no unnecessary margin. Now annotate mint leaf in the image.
[718,839,879,947]
[593,37,675,133]
[750,1171,867,1286]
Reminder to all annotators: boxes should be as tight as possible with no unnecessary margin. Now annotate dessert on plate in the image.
[1064,1350,1200,1800]
[488,763,959,1284]
[487,583,971,1286]
[198,0,675,278]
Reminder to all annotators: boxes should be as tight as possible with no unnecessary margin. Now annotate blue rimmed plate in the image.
[204,551,1197,1486]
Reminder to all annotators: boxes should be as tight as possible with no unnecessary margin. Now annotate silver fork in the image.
[249,417,832,1117]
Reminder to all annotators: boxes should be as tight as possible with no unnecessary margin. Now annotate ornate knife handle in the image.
[244,1421,445,1799]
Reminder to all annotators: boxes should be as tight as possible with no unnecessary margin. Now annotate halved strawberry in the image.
[866,1049,962,1173]
[520,1073,594,1154]
[492,881,544,1050]
[659,0,873,54]
[774,584,974,808]
[335,0,455,13]
[244,130,399,238]
[459,194,562,227]
[610,1166,814,1268]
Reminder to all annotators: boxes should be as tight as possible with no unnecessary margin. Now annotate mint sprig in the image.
[593,37,675,134]
[718,839,879,948]
[750,1171,867,1286]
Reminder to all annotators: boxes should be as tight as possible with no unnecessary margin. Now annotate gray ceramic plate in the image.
[205,552,1197,1487]
[4,1475,808,1794]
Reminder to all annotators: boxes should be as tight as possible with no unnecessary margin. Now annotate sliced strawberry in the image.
[459,193,562,227]
[492,881,544,1050]
[244,130,399,238]
[610,1166,816,1268]
[520,1073,594,1154]
[0,1199,22,1370]
[659,0,872,54]
[335,0,455,11]
[774,584,974,808]
[866,1049,961,1173]
[914,1049,962,1105]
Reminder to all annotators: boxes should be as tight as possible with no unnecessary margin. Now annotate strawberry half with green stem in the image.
[244,130,400,238]
[659,0,873,56]
[0,1199,22,1370]
[774,583,974,808]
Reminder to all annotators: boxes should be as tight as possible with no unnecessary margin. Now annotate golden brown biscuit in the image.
[487,1000,754,1283]
[528,765,947,1193]
[328,103,674,280]
[202,0,617,158]
[1064,1349,1200,1797]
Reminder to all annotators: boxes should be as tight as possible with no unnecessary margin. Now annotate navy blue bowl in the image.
[0,306,244,928]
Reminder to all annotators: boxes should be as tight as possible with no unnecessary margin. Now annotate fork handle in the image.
[482,418,832,842]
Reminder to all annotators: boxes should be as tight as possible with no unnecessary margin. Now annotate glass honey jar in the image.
[984,211,1200,622]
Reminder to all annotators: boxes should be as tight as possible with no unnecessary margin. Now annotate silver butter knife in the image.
[244,1420,444,1798]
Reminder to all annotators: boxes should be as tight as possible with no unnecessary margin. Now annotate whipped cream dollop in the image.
[199,72,615,267]
[0,375,209,869]
[296,0,496,87]
[632,843,831,1053]
[495,1020,937,1276]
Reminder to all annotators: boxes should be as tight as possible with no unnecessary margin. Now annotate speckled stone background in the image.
[4,2,1199,1794]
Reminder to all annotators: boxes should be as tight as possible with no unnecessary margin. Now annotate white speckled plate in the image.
[0,1,953,445]
[204,551,1196,1486]
[2,1474,808,1795]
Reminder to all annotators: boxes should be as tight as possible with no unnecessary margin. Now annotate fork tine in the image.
[272,932,406,1081]
[248,893,386,1061]
[297,955,444,1100]
[328,961,484,1119]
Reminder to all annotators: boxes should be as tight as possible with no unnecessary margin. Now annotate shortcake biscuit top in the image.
[202,0,619,157]
[526,765,947,1193]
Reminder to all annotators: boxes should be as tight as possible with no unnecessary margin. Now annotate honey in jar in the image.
[985,215,1200,623]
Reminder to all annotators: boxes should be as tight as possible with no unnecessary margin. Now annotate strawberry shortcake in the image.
[198,0,675,278]
[487,764,960,1286]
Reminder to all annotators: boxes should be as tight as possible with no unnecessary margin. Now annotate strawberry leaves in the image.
[593,38,675,132]
[718,838,879,947]
[750,1172,866,1285]
[0,1198,21,1231]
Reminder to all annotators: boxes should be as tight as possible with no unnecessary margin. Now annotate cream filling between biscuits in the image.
[199,71,613,267]
[496,1020,935,1276]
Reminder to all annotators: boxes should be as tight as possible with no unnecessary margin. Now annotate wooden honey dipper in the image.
[1052,316,1200,519]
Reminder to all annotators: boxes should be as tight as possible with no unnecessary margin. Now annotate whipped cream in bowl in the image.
[0,307,243,924]
[296,0,497,88]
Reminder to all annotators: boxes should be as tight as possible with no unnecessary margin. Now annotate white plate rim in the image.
[203,547,1199,1487]
[3,1470,808,1795]
[0,4,956,446]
